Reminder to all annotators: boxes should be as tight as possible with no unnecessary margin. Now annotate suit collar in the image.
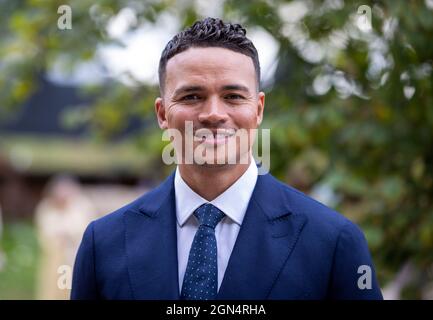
[137,172,175,217]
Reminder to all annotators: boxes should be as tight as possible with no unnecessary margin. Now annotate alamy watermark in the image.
[57,264,72,290]
[356,5,372,32]
[57,5,72,30]
[357,265,372,290]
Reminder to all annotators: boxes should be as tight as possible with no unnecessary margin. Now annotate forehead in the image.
[164,47,256,92]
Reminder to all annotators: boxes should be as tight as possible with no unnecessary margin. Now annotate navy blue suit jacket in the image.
[71,171,383,299]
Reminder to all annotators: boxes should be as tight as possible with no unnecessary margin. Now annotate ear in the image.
[155,97,168,129]
[256,91,265,126]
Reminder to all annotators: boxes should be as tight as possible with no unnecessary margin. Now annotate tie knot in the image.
[194,203,225,229]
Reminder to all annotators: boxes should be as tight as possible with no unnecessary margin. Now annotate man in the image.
[71,17,383,300]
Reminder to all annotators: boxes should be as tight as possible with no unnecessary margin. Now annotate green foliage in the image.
[0,222,39,299]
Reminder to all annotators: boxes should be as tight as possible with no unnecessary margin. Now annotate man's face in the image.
[155,47,265,166]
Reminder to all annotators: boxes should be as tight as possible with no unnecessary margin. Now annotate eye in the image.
[181,94,201,101]
[225,94,244,100]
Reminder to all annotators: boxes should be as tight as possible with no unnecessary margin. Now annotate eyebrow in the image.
[172,84,251,97]
[220,84,251,93]
[172,85,205,98]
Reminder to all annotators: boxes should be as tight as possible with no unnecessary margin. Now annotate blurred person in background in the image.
[35,175,95,300]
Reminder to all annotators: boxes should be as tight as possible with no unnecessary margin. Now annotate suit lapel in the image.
[122,171,308,300]
[123,173,180,299]
[217,173,308,299]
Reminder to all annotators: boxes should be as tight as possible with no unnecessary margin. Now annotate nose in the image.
[198,96,229,126]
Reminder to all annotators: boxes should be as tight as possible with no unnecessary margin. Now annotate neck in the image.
[178,158,251,201]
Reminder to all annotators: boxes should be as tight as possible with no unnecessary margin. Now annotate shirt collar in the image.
[174,159,258,227]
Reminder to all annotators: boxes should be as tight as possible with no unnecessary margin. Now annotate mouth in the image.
[194,128,236,145]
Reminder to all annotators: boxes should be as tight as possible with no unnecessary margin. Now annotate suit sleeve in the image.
[328,220,383,300]
[71,221,100,300]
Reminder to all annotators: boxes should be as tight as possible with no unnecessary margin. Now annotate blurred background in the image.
[0,0,432,299]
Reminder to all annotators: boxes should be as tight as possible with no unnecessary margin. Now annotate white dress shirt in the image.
[174,160,258,294]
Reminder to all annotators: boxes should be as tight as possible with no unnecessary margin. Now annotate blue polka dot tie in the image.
[180,203,225,300]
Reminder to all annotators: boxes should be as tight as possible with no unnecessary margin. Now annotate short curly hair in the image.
[158,17,260,93]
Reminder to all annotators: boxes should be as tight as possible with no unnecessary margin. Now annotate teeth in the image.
[194,130,235,140]
[216,133,233,138]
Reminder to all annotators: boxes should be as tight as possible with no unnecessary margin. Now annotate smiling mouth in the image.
[194,129,236,145]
